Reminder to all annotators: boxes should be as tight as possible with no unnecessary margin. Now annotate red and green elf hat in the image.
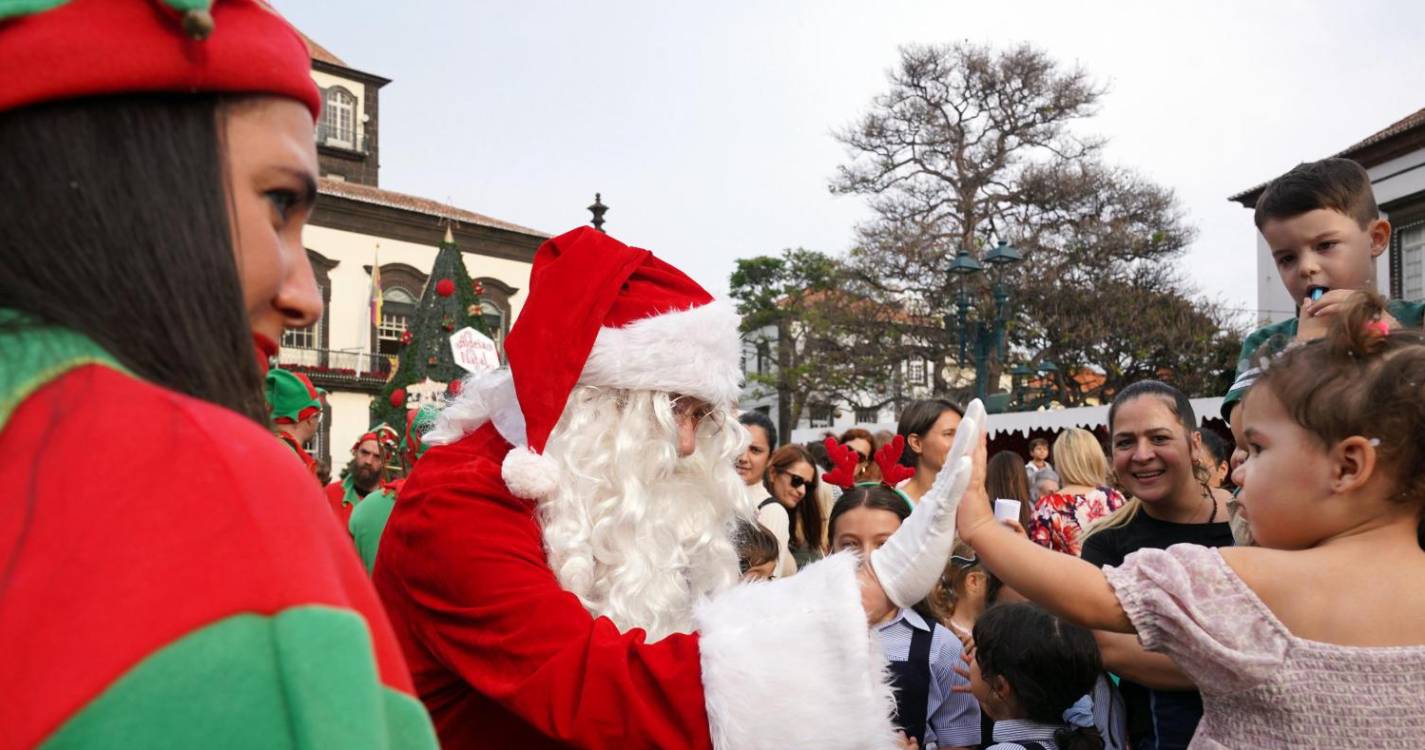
[400,404,438,461]
[351,431,383,454]
[0,0,320,118]
[265,368,322,424]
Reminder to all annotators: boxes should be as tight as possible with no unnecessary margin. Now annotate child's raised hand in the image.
[951,635,975,693]
[894,730,920,750]
[1299,289,1402,341]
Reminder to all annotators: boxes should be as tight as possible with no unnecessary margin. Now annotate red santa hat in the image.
[0,0,320,119]
[495,227,742,499]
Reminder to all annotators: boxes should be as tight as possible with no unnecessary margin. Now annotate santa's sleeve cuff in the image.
[693,551,899,750]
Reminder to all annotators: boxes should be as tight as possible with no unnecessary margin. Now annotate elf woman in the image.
[0,2,435,746]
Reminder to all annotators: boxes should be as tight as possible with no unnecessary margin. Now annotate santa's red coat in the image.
[374,421,902,750]
[373,424,714,748]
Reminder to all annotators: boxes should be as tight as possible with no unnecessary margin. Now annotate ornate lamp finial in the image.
[588,193,608,233]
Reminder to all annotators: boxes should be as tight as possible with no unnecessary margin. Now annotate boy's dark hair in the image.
[1028,437,1050,451]
[897,398,965,467]
[1252,290,1425,510]
[732,518,779,574]
[826,485,911,543]
[738,410,778,450]
[973,603,1104,750]
[1253,157,1378,230]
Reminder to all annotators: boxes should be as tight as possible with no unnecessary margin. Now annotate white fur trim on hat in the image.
[502,446,560,500]
[694,552,899,750]
[581,298,743,406]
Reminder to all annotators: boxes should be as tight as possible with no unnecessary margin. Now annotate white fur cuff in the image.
[693,552,899,750]
[502,446,560,500]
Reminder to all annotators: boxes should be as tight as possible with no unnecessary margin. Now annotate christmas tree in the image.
[371,226,491,431]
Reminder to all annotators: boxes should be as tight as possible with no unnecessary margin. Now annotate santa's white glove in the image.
[870,399,986,609]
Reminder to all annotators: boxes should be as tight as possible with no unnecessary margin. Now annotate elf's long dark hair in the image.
[0,94,266,423]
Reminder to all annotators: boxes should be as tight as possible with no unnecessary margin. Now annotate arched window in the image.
[320,87,356,148]
[377,286,416,356]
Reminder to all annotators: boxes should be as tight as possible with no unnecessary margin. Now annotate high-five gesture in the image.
[870,399,986,609]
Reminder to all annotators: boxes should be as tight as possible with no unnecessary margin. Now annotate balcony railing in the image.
[279,347,391,390]
[315,123,367,154]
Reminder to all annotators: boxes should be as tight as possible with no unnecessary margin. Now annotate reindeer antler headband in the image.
[821,435,916,491]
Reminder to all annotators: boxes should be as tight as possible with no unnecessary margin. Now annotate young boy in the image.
[1223,158,1425,426]
[1023,438,1053,485]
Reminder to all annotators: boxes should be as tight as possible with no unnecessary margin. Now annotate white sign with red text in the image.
[450,327,500,374]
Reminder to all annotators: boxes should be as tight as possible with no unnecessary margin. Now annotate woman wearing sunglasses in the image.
[754,444,824,576]
[839,427,881,483]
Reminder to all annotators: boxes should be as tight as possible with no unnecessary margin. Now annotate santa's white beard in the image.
[538,386,748,642]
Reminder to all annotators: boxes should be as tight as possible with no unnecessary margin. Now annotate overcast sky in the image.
[282,1,1425,320]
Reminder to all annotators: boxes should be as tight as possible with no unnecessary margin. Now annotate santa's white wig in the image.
[538,385,748,641]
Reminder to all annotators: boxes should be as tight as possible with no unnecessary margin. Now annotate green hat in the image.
[402,403,440,459]
[265,368,322,424]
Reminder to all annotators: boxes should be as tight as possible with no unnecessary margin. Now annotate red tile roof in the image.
[318,178,550,238]
[301,32,347,67]
[1338,106,1425,156]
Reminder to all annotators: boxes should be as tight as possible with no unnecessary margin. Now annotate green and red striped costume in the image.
[0,318,436,748]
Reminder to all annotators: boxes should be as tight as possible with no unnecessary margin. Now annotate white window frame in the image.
[320,87,357,148]
[1400,221,1425,302]
[908,359,926,385]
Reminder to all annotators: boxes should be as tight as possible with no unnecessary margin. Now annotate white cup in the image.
[994,498,1022,523]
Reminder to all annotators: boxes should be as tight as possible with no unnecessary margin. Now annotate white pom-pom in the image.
[502,447,560,500]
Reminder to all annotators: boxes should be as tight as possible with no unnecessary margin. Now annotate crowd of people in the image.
[4,2,1424,748]
[723,158,1425,749]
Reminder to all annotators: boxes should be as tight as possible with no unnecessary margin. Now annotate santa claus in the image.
[373,227,985,749]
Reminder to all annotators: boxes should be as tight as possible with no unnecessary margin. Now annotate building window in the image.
[302,401,332,471]
[282,306,322,350]
[478,301,505,353]
[756,342,770,375]
[320,87,357,148]
[908,359,926,385]
[1400,222,1425,301]
[377,286,416,356]
[854,406,879,424]
[808,402,834,428]
[282,325,316,350]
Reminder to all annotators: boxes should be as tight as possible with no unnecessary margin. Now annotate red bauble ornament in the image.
[447,379,462,395]
[389,388,406,407]
[400,330,413,346]
[472,281,485,295]
[435,278,455,297]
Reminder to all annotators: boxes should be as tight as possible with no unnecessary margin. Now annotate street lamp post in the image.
[947,240,1023,409]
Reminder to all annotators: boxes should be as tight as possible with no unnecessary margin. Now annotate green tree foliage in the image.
[729,249,898,441]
